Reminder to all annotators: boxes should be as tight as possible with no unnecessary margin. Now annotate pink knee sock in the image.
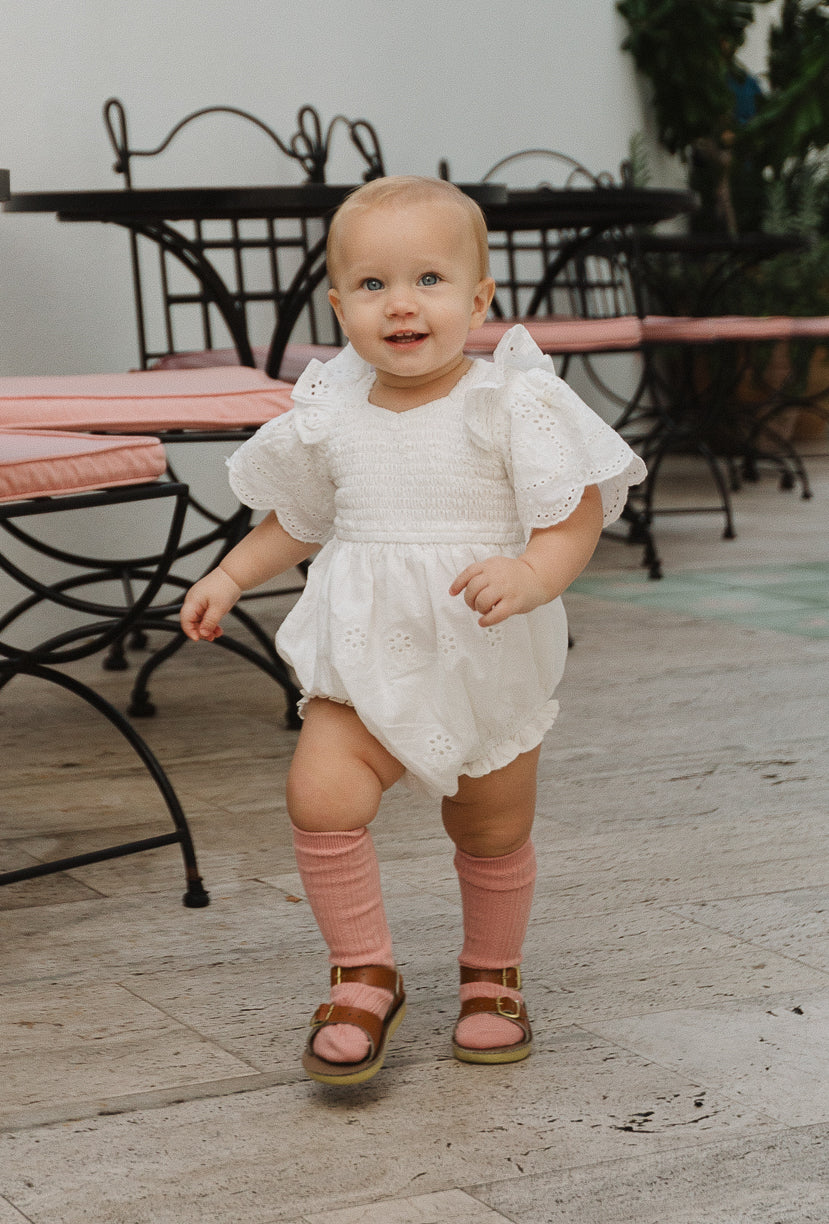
[454,841,537,1050]
[292,825,395,1064]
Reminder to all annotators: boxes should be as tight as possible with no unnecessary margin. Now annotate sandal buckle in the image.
[496,996,521,1019]
[311,1003,336,1028]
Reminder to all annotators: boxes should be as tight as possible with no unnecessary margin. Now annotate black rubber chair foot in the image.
[102,654,130,672]
[183,881,210,907]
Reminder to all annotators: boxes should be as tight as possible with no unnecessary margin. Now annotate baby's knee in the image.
[286,756,380,832]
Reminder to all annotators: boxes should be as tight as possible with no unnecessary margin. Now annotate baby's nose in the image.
[386,286,417,315]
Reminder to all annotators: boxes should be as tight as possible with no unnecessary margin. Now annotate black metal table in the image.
[4,182,695,372]
[484,185,695,232]
[635,230,805,316]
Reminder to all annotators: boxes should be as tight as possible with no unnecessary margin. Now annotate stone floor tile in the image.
[0,1200,31,1224]
[0,980,255,1127]
[0,843,101,910]
[0,880,313,989]
[528,912,829,1028]
[473,1123,829,1224]
[300,1188,511,1223]
[589,988,829,1127]
[669,887,829,974]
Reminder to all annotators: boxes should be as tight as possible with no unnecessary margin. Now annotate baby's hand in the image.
[450,556,552,627]
[180,567,242,642]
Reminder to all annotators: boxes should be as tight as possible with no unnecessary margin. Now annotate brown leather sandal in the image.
[452,966,533,1065]
[301,965,406,1086]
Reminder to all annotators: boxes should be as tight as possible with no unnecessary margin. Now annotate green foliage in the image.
[745,0,829,172]
[617,0,768,155]
[626,132,653,187]
[618,0,829,242]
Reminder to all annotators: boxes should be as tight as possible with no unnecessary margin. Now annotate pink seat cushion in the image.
[153,343,343,382]
[0,430,166,503]
[0,367,295,432]
[641,314,829,345]
[466,316,644,355]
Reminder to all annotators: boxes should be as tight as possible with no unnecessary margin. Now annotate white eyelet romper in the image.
[227,325,646,797]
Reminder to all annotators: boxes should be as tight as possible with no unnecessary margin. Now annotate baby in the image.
[181,176,646,1085]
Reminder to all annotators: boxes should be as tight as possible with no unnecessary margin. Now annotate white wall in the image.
[1,0,649,377]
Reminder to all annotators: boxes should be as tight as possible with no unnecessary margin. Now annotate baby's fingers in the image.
[476,599,512,628]
[180,594,221,642]
[448,563,482,597]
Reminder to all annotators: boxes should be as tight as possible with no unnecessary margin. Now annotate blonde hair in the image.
[326,175,490,283]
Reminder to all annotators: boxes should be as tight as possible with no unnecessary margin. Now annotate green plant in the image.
[618,0,829,238]
[617,0,764,155]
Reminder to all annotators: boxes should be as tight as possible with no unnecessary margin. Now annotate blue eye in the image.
[363,278,383,291]
[420,273,440,286]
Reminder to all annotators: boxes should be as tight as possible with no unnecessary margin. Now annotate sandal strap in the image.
[456,993,531,1041]
[460,966,522,990]
[310,1003,384,1056]
[330,964,402,996]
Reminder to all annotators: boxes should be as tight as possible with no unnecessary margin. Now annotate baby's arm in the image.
[180,511,316,642]
[450,485,604,627]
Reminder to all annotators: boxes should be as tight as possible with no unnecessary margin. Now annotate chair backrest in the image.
[103,99,385,372]
[480,149,638,324]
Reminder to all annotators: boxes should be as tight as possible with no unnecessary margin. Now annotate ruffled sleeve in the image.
[465,325,647,531]
[227,346,370,544]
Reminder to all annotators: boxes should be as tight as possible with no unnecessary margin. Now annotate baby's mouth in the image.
[386,331,427,345]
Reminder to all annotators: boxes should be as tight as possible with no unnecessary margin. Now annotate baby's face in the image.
[328,198,494,401]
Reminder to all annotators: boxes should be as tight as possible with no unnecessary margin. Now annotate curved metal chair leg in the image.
[128,621,303,729]
[128,630,187,717]
[0,662,209,908]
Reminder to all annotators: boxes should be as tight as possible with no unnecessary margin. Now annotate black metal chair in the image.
[0,429,208,906]
[0,367,305,725]
[103,98,383,376]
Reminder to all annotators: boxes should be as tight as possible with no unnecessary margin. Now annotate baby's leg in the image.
[442,747,540,1057]
[288,699,405,1072]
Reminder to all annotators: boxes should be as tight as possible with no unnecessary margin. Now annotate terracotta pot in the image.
[794,345,829,441]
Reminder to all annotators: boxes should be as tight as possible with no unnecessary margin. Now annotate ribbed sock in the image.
[454,841,537,1049]
[292,825,395,1063]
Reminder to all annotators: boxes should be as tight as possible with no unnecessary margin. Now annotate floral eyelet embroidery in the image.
[343,626,368,651]
[304,376,329,400]
[427,732,455,758]
[438,632,457,656]
[484,625,504,647]
[387,630,414,656]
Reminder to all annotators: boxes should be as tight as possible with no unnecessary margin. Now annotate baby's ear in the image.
[328,287,347,331]
[471,277,496,327]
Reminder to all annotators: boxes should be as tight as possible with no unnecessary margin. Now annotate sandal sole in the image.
[452,1038,532,1065]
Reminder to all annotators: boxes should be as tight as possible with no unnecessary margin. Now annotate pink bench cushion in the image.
[466,316,644,355]
[0,367,295,432]
[641,314,829,345]
[154,343,343,383]
[0,430,166,503]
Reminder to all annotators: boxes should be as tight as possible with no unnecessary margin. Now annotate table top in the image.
[636,230,802,257]
[3,181,505,222]
[3,181,696,229]
[484,186,696,230]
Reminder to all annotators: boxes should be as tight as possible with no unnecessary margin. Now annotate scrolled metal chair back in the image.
[103,97,385,186]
